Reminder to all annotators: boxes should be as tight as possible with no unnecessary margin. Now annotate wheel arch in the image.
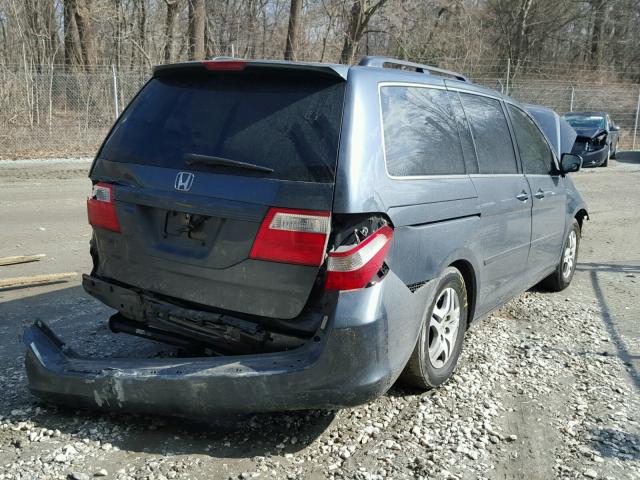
[574,208,589,231]
[449,259,477,328]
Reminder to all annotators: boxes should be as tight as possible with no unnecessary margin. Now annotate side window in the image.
[447,92,479,174]
[381,86,466,176]
[507,104,555,175]
[458,93,518,174]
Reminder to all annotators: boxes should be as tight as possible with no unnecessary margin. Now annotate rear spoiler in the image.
[153,59,350,80]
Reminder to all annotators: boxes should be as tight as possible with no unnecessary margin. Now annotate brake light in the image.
[325,225,393,291]
[87,182,121,233]
[202,60,247,71]
[249,208,330,266]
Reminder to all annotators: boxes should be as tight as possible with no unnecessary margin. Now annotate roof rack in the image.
[358,56,469,82]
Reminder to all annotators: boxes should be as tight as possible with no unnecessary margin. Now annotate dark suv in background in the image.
[564,111,620,167]
[24,57,588,416]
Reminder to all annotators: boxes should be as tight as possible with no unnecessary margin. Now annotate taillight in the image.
[202,60,247,71]
[325,225,393,291]
[249,208,330,266]
[87,182,121,233]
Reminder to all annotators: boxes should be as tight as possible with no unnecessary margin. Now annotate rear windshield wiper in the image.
[183,153,274,174]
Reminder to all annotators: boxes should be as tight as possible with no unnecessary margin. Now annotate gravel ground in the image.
[0,155,639,480]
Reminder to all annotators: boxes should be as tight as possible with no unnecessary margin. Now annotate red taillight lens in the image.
[249,208,330,266]
[87,182,121,233]
[325,225,393,291]
[202,60,247,71]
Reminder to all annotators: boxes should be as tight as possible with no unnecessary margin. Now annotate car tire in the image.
[539,219,580,292]
[400,267,468,390]
[611,143,617,159]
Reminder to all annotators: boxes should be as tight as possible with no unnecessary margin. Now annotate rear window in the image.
[98,72,345,183]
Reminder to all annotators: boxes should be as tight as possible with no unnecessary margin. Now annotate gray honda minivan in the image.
[24,56,588,416]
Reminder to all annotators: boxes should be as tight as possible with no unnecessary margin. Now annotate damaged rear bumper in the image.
[23,273,433,415]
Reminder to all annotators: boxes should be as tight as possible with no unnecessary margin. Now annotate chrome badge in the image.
[174,171,194,192]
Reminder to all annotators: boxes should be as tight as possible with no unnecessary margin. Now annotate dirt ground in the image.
[0,155,638,480]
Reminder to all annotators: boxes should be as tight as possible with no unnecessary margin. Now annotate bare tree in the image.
[340,0,388,64]
[64,0,82,70]
[1,0,639,78]
[163,0,182,63]
[188,0,205,60]
[72,0,97,72]
[284,0,303,60]
[589,0,606,65]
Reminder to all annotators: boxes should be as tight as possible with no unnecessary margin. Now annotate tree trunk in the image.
[73,0,97,72]
[340,2,361,65]
[590,0,606,65]
[513,0,534,71]
[137,0,147,66]
[43,0,61,65]
[114,0,122,70]
[63,0,82,71]
[188,0,205,60]
[163,0,181,63]
[340,0,387,64]
[244,0,257,58]
[284,0,303,60]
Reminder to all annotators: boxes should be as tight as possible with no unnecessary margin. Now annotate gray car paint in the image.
[89,160,336,319]
[333,66,586,321]
[92,59,588,336]
[92,60,588,325]
[23,58,589,415]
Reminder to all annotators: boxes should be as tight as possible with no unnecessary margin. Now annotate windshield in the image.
[98,73,345,183]
[564,115,606,130]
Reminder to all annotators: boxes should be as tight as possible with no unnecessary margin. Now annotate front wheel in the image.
[539,219,580,292]
[400,267,468,389]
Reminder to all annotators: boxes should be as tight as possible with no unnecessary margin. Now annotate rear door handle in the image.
[534,189,545,199]
[516,191,529,202]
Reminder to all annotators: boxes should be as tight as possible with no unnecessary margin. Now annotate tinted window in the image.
[526,106,560,156]
[564,114,606,130]
[99,73,345,183]
[448,92,479,174]
[381,86,466,176]
[459,93,517,174]
[507,104,555,175]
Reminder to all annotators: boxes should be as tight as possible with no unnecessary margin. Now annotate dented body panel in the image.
[24,273,435,415]
[23,57,589,415]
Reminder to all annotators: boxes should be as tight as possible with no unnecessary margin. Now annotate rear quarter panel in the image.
[334,68,484,312]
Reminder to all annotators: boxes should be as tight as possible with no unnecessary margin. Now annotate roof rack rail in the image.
[358,56,469,82]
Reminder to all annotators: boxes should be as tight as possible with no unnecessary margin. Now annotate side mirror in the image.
[560,153,582,174]
[610,125,620,132]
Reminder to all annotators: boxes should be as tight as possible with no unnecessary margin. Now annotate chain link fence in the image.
[0,67,148,159]
[1,65,639,159]
[485,78,640,150]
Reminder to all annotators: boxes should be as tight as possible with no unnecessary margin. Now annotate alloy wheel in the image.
[562,230,577,278]
[428,287,461,368]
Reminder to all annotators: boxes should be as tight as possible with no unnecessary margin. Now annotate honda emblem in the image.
[174,171,194,192]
